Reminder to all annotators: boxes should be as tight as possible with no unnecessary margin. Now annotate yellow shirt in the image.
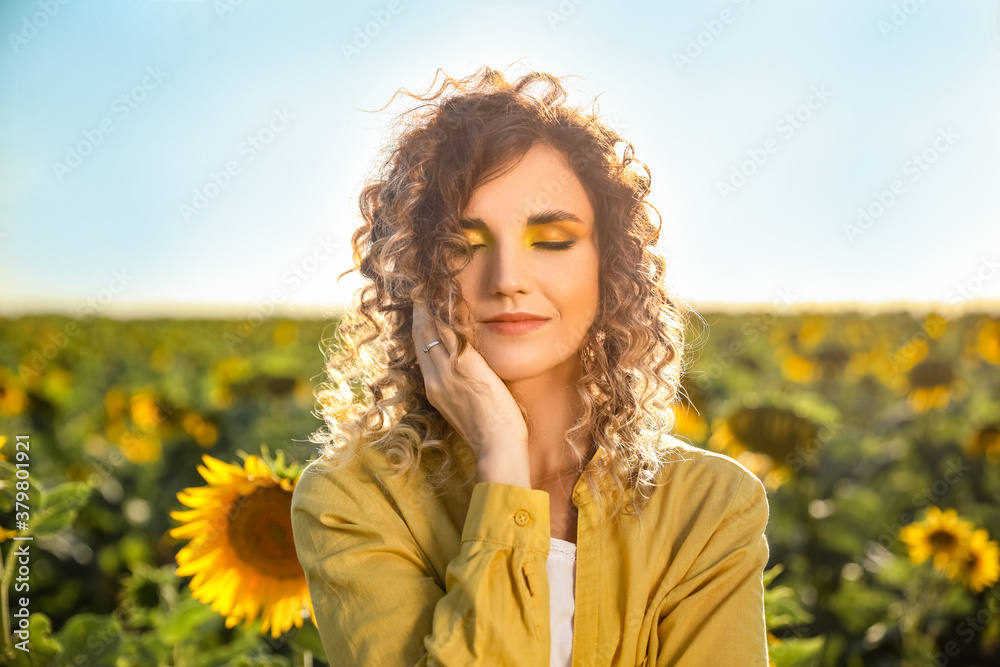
[290,435,770,666]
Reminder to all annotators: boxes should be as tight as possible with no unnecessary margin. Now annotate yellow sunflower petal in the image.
[170,452,312,638]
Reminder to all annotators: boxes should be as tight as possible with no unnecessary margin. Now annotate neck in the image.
[505,358,593,487]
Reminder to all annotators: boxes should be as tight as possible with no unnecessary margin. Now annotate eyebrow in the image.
[458,209,587,230]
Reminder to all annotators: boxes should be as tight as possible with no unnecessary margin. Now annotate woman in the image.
[291,66,770,666]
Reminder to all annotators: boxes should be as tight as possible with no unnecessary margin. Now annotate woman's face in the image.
[455,142,600,383]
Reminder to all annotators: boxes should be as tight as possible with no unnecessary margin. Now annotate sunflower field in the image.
[1,310,999,666]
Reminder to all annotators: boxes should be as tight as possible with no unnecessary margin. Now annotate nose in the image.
[486,237,532,297]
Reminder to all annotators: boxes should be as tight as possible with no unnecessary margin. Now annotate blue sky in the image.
[2,0,999,318]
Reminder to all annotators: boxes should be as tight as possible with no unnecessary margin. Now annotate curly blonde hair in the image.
[308,65,697,521]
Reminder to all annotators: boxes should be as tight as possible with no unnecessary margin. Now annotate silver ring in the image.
[422,340,442,353]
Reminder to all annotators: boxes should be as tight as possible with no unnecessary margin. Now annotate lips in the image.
[481,312,550,335]
[482,312,549,323]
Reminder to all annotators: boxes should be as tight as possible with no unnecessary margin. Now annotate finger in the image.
[413,301,450,355]
[435,316,493,391]
[412,301,448,381]
[411,302,435,373]
[435,318,459,355]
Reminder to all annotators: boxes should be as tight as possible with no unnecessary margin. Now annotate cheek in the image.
[559,264,600,327]
[455,266,478,298]
[577,252,601,311]
[454,269,482,334]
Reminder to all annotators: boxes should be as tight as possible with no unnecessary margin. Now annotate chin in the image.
[481,347,577,384]
[477,349,540,382]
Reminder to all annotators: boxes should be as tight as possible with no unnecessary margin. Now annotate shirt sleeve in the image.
[290,464,552,666]
[654,469,771,667]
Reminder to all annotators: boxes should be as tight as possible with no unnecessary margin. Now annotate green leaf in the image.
[117,633,171,666]
[54,613,120,667]
[156,597,220,645]
[768,636,825,667]
[32,482,92,537]
[765,584,815,628]
[763,563,785,587]
[2,612,62,666]
[827,578,897,634]
[0,461,43,514]
[871,551,912,589]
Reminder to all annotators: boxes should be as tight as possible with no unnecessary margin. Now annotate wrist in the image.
[476,441,531,488]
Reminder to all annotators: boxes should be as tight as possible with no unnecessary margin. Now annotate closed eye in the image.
[468,241,575,253]
[533,241,575,251]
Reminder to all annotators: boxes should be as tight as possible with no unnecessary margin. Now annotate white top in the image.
[547,537,577,667]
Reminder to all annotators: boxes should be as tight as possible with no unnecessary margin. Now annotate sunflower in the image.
[0,367,29,417]
[116,430,162,464]
[977,319,1000,365]
[813,344,850,381]
[780,352,816,384]
[965,424,1000,464]
[708,410,805,492]
[899,507,974,573]
[905,360,955,413]
[797,316,826,349]
[169,453,313,638]
[711,405,820,462]
[672,401,708,442]
[105,386,128,421]
[215,356,254,384]
[839,319,870,348]
[120,563,177,628]
[672,379,709,442]
[130,389,163,433]
[947,528,1000,593]
[892,337,929,376]
[40,367,73,402]
[853,341,906,390]
[273,320,300,347]
[182,412,219,447]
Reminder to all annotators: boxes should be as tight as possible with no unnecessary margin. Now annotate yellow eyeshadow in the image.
[462,223,579,247]
[524,227,575,246]
[461,230,489,246]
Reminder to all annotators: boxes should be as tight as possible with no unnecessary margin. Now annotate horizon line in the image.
[2,298,999,320]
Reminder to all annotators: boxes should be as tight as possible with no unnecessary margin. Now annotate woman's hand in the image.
[412,300,532,488]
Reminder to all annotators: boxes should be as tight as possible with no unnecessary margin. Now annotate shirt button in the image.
[514,510,530,526]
